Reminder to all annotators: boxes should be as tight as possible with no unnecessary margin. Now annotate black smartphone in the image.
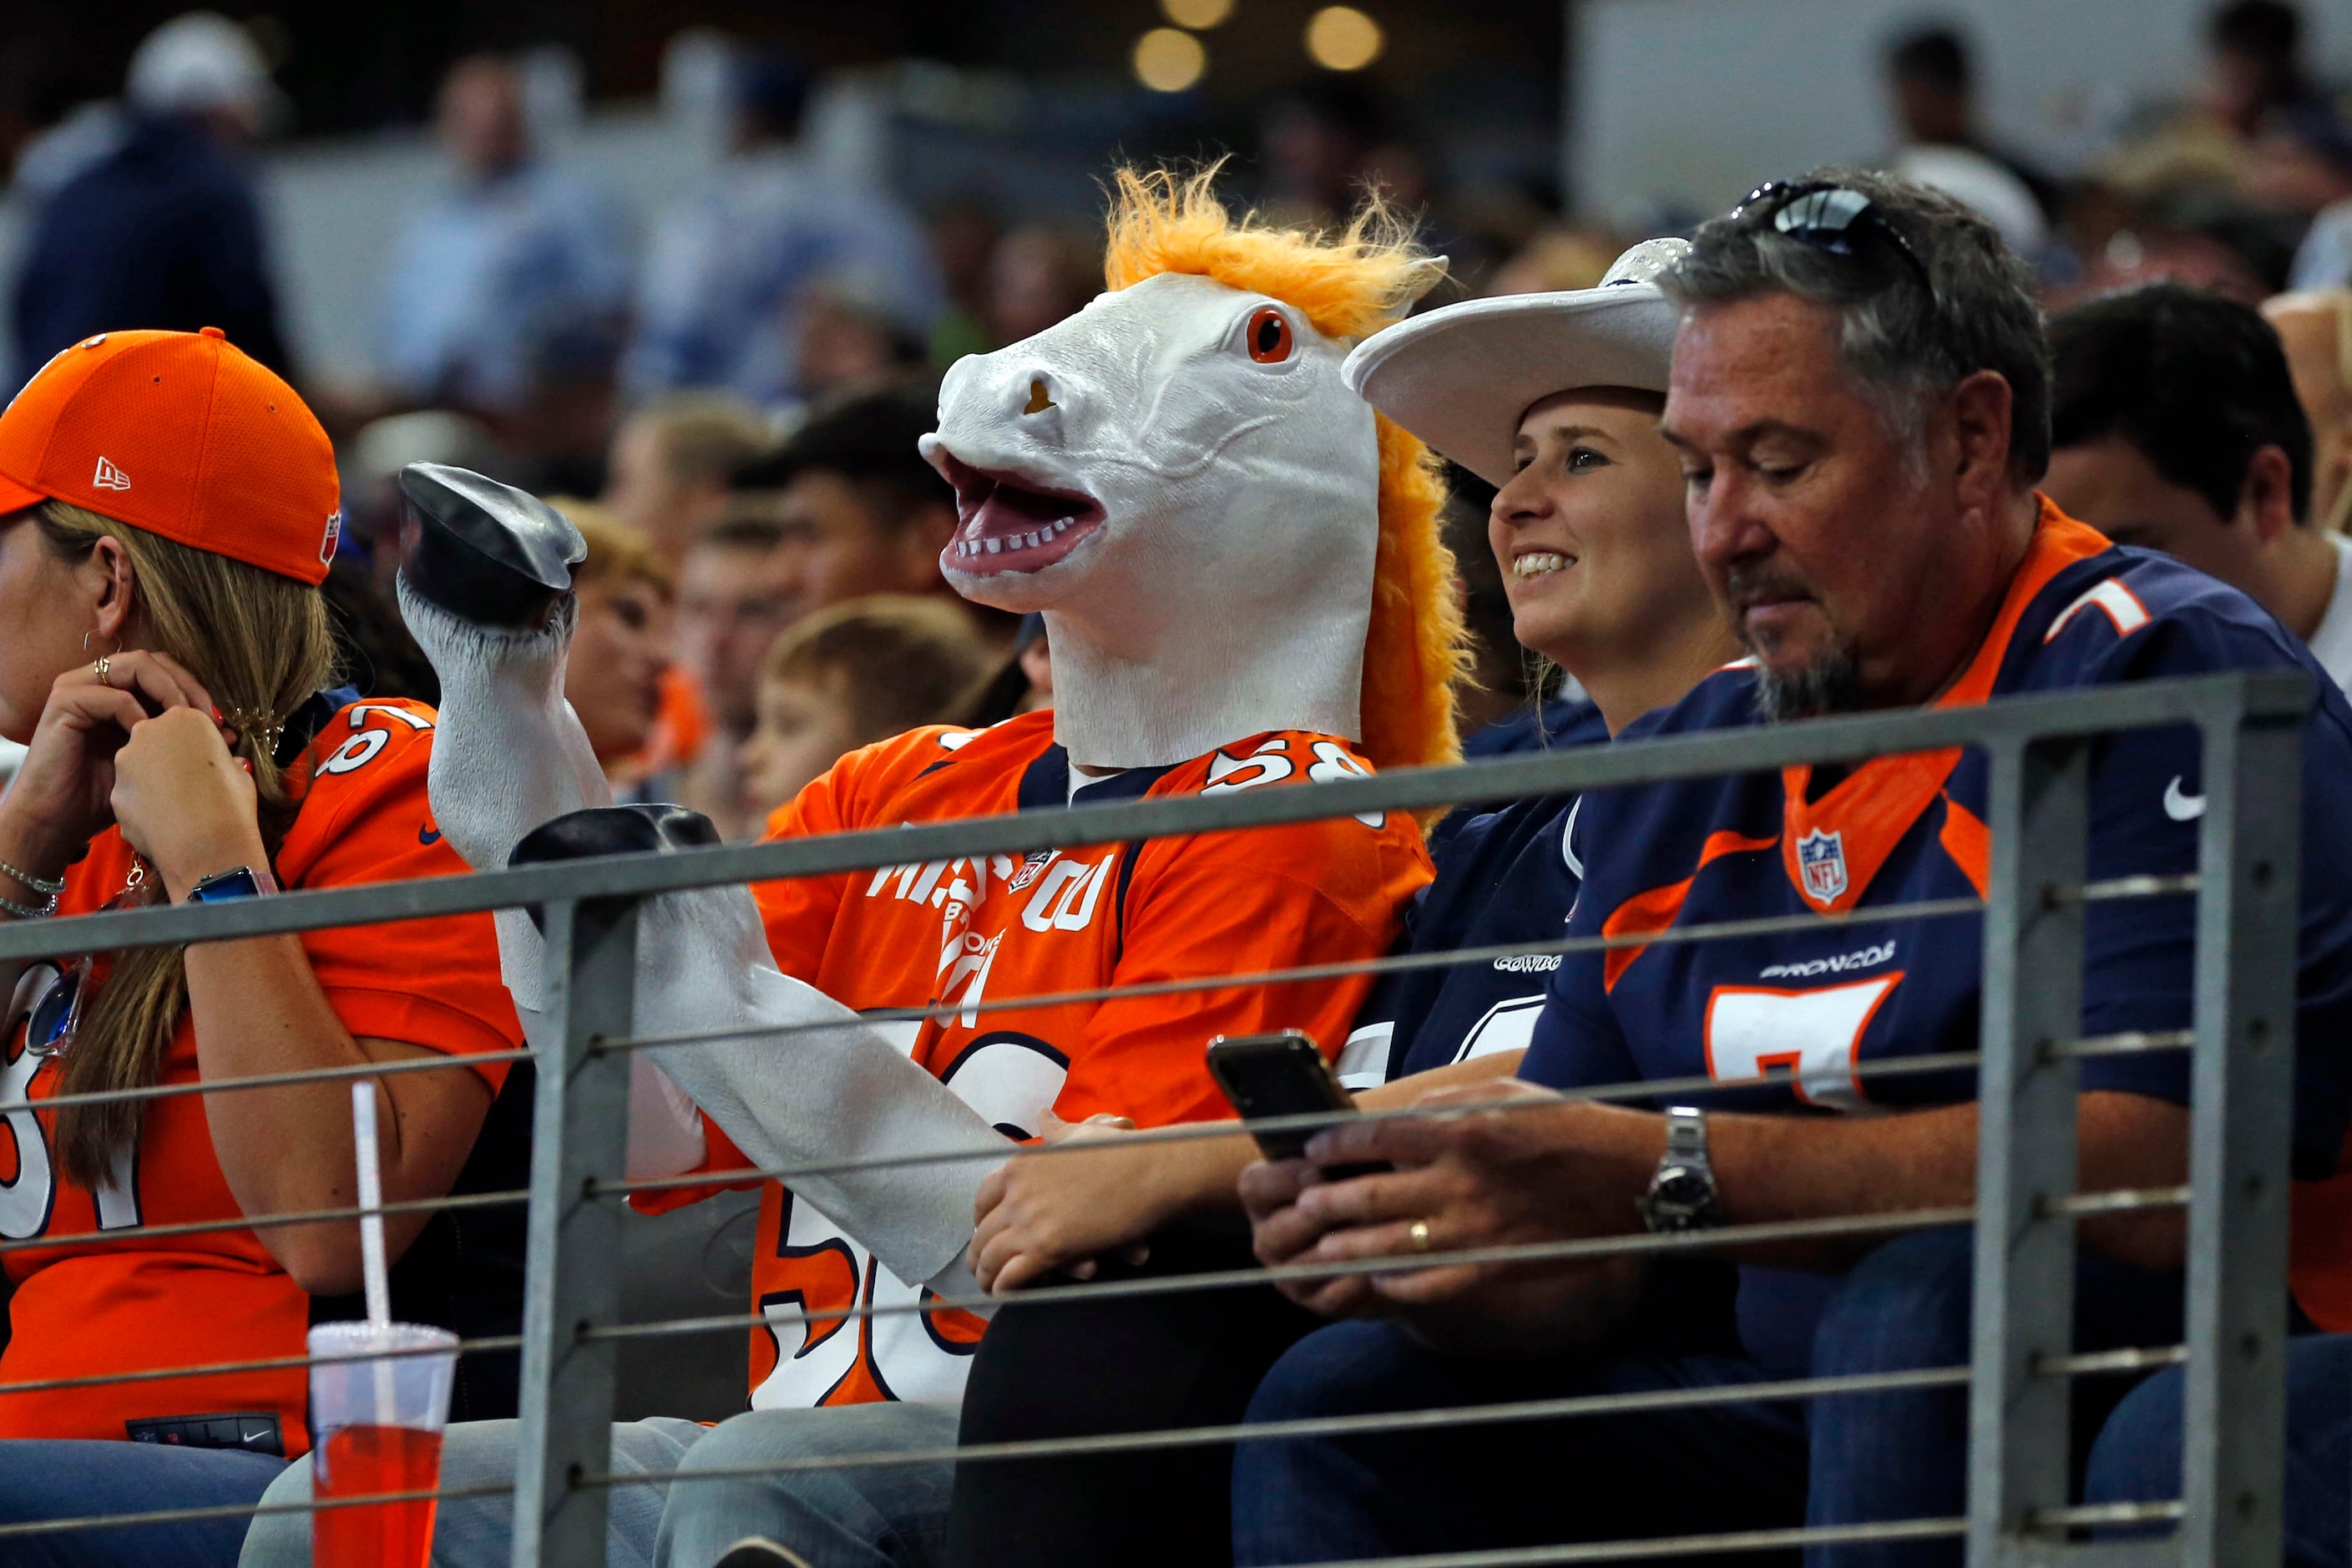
[1206,1030,1391,1177]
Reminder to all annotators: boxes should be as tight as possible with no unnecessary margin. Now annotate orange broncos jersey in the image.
[640,709,1430,1408]
[0,699,522,1454]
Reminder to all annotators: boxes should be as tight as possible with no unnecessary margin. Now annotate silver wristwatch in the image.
[1638,1105,1722,1232]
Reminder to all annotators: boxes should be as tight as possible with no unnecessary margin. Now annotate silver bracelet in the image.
[0,857,64,898]
[0,888,56,919]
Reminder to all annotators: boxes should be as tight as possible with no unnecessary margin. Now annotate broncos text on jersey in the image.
[1525,502,2352,1333]
[638,709,1430,1408]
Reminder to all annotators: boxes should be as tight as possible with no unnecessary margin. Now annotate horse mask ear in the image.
[1374,255,1450,328]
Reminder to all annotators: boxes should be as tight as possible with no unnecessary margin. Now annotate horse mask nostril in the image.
[1024,378,1056,415]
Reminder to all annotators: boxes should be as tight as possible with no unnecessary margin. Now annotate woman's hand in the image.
[111,706,265,901]
[968,1111,1177,1294]
[0,651,226,883]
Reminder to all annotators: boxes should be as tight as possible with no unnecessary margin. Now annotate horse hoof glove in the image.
[397,462,585,630]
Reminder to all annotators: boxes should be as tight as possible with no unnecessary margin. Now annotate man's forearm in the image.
[1707,1092,2189,1269]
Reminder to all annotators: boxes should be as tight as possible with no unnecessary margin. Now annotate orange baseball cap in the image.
[0,327,341,585]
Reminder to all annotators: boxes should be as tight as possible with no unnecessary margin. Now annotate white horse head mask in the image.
[922,173,1448,771]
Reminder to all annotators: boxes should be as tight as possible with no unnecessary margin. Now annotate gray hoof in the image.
[397,462,585,630]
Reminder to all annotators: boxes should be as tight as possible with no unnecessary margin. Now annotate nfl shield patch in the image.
[1008,848,1058,892]
[1797,827,1848,905]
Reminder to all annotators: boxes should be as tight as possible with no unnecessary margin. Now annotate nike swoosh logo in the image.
[241,1424,271,1444]
[2162,776,2206,822]
[419,824,443,845]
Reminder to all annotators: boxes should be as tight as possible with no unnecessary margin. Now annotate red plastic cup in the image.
[306,1323,458,1568]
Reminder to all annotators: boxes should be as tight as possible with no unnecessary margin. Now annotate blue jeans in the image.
[656,1404,957,1568]
[0,1438,287,1568]
[1805,1227,2183,1567]
[1231,1319,1807,1565]
[2085,1332,2352,1568]
[1232,1229,2183,1567]
[237,1406,955,1568]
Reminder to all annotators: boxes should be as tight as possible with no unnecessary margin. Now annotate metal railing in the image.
[0,668,2311,1567]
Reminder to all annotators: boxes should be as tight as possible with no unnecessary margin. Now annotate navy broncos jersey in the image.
[1338,701,1612,1089]
[1524,505,2352,1333]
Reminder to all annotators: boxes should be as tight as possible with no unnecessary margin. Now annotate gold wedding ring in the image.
[1408,1218,1433,1254]
[92,656,112,688]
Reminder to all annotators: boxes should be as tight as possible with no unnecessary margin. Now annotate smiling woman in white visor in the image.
[1345,236,1735,737]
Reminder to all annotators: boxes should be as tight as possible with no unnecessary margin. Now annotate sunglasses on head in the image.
[1732,180,1936,305]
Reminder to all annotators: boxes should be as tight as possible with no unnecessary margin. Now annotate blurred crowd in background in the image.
[1,0,2349,837]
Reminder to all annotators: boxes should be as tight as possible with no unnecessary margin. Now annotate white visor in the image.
[1343,238,1689,488]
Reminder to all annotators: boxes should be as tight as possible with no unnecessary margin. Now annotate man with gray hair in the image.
[1232,169,2352,1565]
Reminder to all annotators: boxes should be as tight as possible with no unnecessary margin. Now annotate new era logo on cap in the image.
[92,457,130,491]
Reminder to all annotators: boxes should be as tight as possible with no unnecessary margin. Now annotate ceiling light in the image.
[1162,0,1235,28]
[1305,6,1383,71]
[1134,28,1208,93]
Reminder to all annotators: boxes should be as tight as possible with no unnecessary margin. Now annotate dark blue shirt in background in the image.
[11,114,288,386]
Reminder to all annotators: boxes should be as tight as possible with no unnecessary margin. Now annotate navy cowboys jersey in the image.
[1338,702,1612,1088]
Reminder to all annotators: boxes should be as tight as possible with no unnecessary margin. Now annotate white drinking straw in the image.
[349,1080,401,1425]
[350,1080,393,1328]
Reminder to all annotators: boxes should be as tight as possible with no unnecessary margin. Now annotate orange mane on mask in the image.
[1100,164,1468,774]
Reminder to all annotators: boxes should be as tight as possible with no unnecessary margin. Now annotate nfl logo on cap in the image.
[319,508,343,566]
[1797,827,1847,905]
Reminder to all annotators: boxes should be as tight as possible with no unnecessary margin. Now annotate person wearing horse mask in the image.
[240,167,1459,1568]
[943,240,1748,1568]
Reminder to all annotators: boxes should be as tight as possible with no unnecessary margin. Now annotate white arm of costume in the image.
[401,582,1006,1292]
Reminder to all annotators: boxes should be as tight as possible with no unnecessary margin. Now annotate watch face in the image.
[190,868,261,903]
[1655,1169,1711,1206]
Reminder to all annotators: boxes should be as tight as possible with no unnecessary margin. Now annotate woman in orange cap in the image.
[0,327,521,1565]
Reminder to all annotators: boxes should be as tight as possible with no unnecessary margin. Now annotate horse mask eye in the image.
[1247,307,1294,364]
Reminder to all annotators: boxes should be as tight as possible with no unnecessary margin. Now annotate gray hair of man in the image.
[1657,166,2053,487]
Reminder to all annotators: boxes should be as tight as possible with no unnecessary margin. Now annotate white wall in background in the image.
[1566,0,2351,229]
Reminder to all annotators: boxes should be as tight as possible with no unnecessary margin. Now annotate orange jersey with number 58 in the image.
[640,709,1429,1408]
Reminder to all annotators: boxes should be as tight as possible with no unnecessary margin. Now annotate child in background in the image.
[738,594,994,815]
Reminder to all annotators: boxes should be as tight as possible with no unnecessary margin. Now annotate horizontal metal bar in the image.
[0,1479,520,1542]
[0,1204,2186,1404]
[588,1204,1991,1345]
[2036,1344,2188,1379]
[2030,1500,2186,1529]
[0,893,1990,1128]
[2052,1029,2194,1061]
[596,897,1986,1056]
[602,1045,2000,1203]
[0,1334,523,1403]
[3,1381,1975,1556]
[0,1184,526,1259]
[580,1184,2170,1344]
[585,1365,1973,1490]
[0,674,2294,962]
[1288,1519,1970,1568]
[0,938,2172,1130]
[2047,1185,2191,1218]
[2065,873,2199,905]
[0,1044,531,1120]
